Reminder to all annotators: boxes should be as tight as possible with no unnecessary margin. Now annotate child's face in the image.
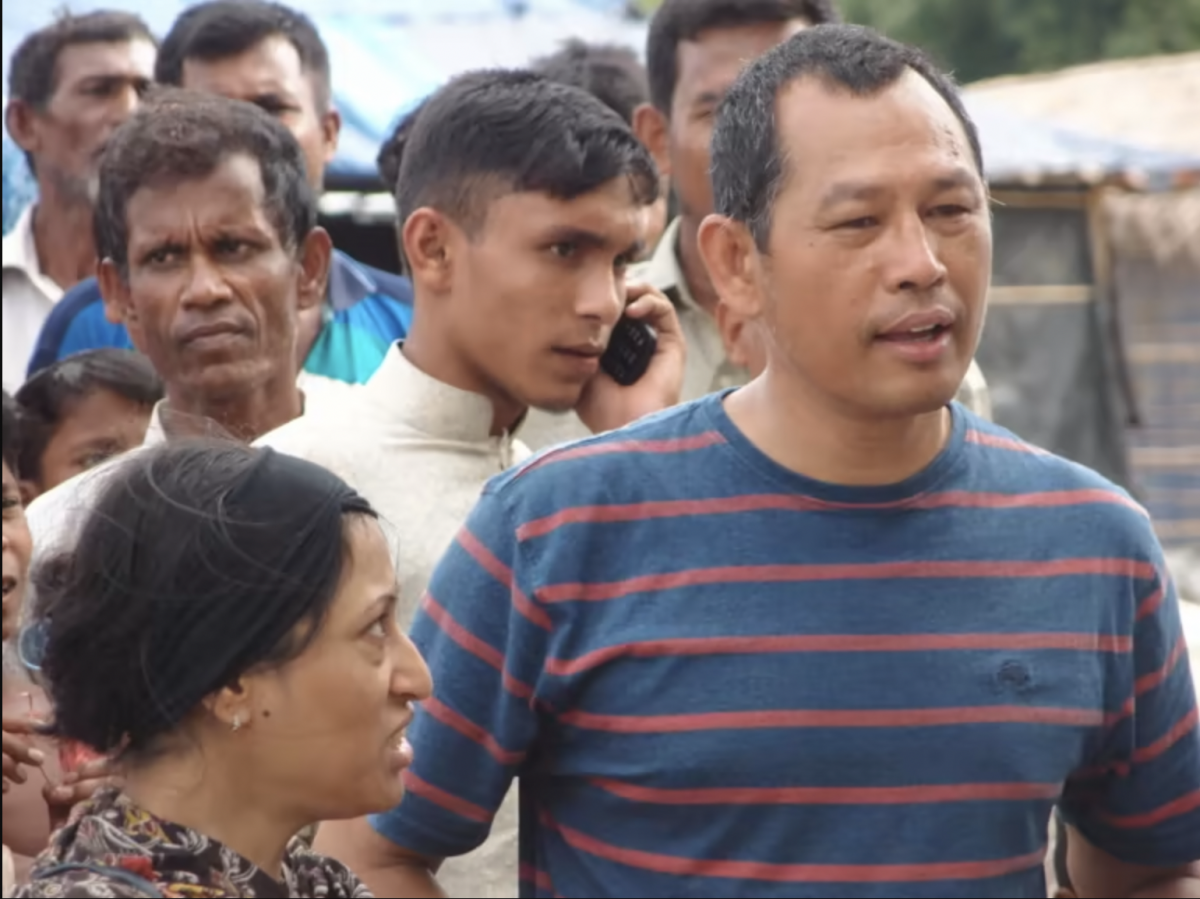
[34,389,154,496]
[2,459,33,643]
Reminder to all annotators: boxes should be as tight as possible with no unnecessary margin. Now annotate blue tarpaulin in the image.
[5,1,1199,233]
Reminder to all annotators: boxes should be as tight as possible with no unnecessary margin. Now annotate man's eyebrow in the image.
[930,168,982,193]
[542,226,608,248]
[817,181,886,210]
[693,90,723,108]
[818,169,980,210]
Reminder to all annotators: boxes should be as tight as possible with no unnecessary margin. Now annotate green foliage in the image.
[629,0,1200,81]
[838,0,1200,82]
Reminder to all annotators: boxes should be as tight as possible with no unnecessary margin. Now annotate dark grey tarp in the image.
[975,198,1133,489]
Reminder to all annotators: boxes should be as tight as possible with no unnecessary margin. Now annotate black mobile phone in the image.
[601,316,658,386]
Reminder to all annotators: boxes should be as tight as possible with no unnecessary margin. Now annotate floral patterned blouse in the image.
[16,789,371,898]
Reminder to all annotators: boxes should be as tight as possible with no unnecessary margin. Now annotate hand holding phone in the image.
[576,281,685,434]
[600,315,658,386]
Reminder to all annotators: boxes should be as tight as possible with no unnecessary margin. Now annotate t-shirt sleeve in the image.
[370,488,548,859]
[1060,550,1200,867]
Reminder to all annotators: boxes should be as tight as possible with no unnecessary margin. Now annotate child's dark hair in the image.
[2,391,20,475]
[15,350,163,484]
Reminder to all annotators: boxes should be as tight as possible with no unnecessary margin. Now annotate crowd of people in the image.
[2,0,1198,897]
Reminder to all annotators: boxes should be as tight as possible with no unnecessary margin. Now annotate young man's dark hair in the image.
[646,0,839,113]
[394,69,658,233]
[532,39,649,125]
[711,23,983,250]
[15,349,163,490]
[93,86,317,278]
[7,10,156,113]
[154,0,332,111]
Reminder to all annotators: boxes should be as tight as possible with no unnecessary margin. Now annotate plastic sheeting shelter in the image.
[3,0,648,192]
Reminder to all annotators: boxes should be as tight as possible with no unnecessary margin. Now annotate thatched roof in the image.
[967,53,1200,156]
[1105,188,1200,265]
[968,55,1200,263]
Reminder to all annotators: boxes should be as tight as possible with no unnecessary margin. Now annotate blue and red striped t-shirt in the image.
[374,394,1200,898]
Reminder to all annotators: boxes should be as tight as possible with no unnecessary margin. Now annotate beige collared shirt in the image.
[522,217,991,450]
[2,206,65,392]
[258,346,526,899]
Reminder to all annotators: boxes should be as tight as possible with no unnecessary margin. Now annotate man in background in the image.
[2,11,155,392]
[26,88,339,574]
[27,0,413,396]
[533,38,669,253]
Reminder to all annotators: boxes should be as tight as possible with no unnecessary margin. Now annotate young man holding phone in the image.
[259,69,683,899]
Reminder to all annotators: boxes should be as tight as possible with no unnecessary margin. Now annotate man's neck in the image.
[402,315,525,437]
[677,213,721,316]
[724,372,952,487]
[161,379,304,445]
[30,192,97,291]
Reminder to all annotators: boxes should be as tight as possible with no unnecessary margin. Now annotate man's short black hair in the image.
[392,69,659,235]
[155,0,332,111]
[8,9,156,110]
[532,39,649,125]
[646,0,840,114]
[15,349,163,485]
[94,87,317,277]
[711,24,984,250]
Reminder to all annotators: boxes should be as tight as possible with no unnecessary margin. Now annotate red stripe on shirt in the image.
[519,863,555,894]
[517,489,1145,540]
[538,558,1157,604]
[560,705,1105,733]
[421,696,526,767]
[1075,706,1200,779]
[966,430,1049,455]
[519,431,727,476]
[590,777,1062,805]
[421,593,535,701]
[541,810,1045,883]
[457,527,553,631]
[402,770,492,824]
[544,632,1131,676]
[1097,788,1200,829]
[1135,636,1189,696]
[1135,584,1166,621]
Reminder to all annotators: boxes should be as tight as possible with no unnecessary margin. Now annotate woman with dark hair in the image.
[14,349,162,500]
[18,442,432,898]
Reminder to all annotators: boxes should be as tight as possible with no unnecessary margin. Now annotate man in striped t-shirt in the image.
[329,26,1200,899]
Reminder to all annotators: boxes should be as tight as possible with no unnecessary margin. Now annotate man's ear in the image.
[697,214,763,319]
[297,227,334,312]
[98,257,136,329]
[401,207,457,295]
[5,99,39,156]
[632,102,671,179]
[320,107,341,167]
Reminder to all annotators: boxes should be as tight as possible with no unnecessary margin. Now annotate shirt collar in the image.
[1,205,64,304]
[142,402,169,448]
[638,217,700,313]
[363,344,515,445]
